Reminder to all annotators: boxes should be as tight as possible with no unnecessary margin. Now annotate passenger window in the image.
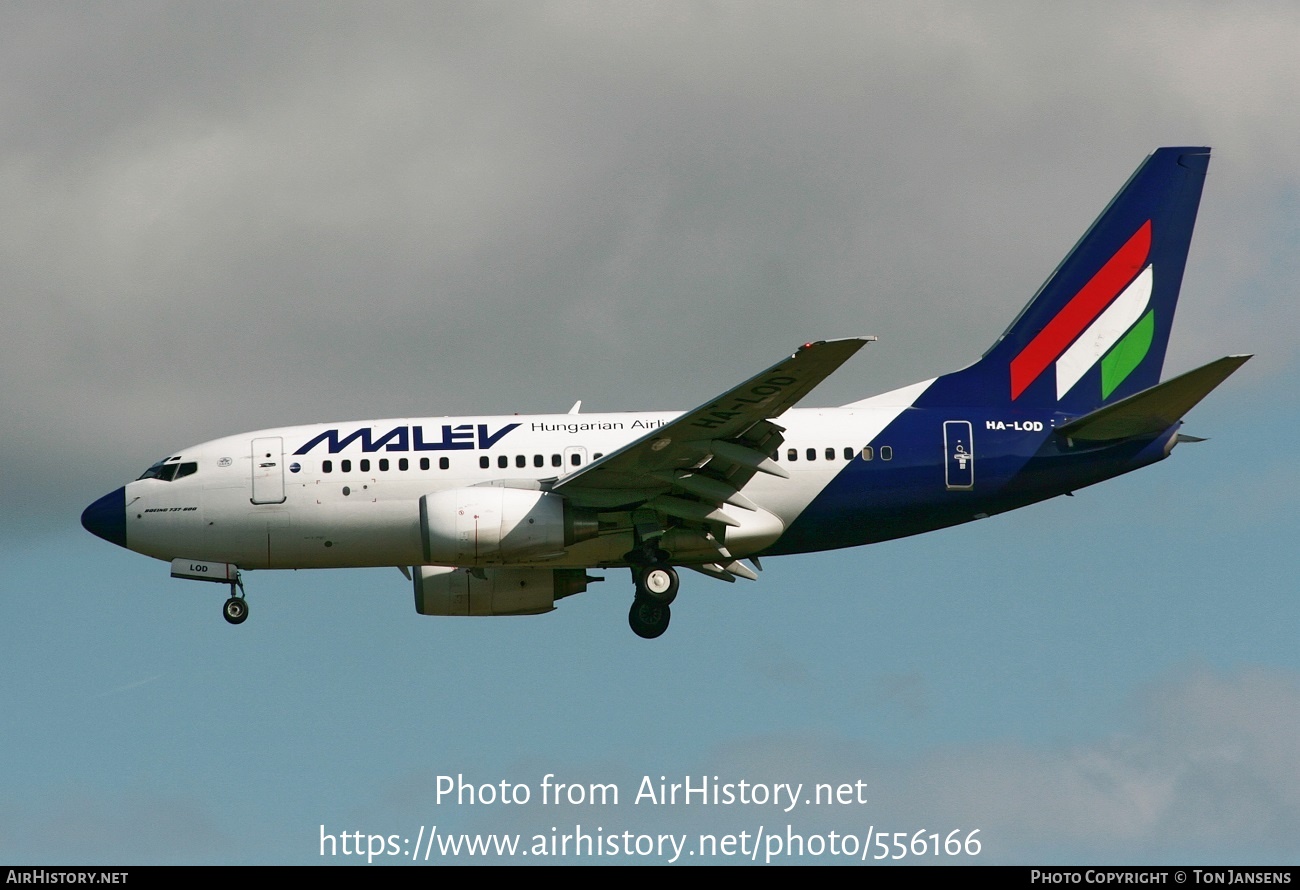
[498,455,508,469]
[516,455,526,468]
[420,457,431,470]
[806,448,816,461]
[438,457,449,470]
[844,447,853,460]
[399,458,409,471]
[360,459,370,472]
[570,453,581,466]
[593,453,603,459]
[341,459,351,473]
[533,454,544,468]
[480,456,489,469]
[787,448,798,462]
[552,454,561,467]
[881,446,893,461]
[861,446,873,461]
[323,460,333,473]
[825,447,835,461]
[379,458,389,472]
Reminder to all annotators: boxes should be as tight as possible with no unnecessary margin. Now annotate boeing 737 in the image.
[82,146,1248,638]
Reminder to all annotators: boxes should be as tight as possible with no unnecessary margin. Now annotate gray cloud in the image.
[5,3,1297,527]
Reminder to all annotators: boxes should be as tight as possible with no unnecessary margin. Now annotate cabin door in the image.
[250,437,287,504]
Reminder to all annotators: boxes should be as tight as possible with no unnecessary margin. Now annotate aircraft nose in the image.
[81,487,127,548]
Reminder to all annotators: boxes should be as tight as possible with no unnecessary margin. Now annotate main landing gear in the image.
[628,562,679,639]
[628,599,670,639]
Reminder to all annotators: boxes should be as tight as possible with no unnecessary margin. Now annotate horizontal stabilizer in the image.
[1055,354,1250,442]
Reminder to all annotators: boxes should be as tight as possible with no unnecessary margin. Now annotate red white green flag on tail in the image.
[1009,221,1156,402]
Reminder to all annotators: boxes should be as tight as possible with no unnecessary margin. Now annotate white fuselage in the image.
[121,402,914,572]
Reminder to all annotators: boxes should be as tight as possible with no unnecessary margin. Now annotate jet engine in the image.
[419,488,599,565]
[412,565,594,616]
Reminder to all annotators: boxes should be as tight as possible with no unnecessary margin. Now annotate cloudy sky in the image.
[3,2,1298,864]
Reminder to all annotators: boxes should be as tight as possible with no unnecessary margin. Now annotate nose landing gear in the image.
[167,559,248,626]
[221,570,247,625]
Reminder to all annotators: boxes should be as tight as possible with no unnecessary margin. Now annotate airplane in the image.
[82,146,1249,639]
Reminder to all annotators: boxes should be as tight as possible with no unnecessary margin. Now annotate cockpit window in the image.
[137,458,198,482]
[138,458,175,481]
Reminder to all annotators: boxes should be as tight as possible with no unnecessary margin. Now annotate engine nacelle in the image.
[412,565,593,616]
[420,488,598,566]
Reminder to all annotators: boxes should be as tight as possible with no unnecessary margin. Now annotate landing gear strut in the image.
[222,571,247,625]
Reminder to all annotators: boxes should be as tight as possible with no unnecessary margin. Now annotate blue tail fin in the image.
[917,147,1210,415]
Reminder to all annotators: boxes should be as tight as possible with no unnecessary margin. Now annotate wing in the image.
[551,338,872,545]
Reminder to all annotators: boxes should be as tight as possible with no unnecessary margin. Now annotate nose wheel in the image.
[223,596,248,625]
